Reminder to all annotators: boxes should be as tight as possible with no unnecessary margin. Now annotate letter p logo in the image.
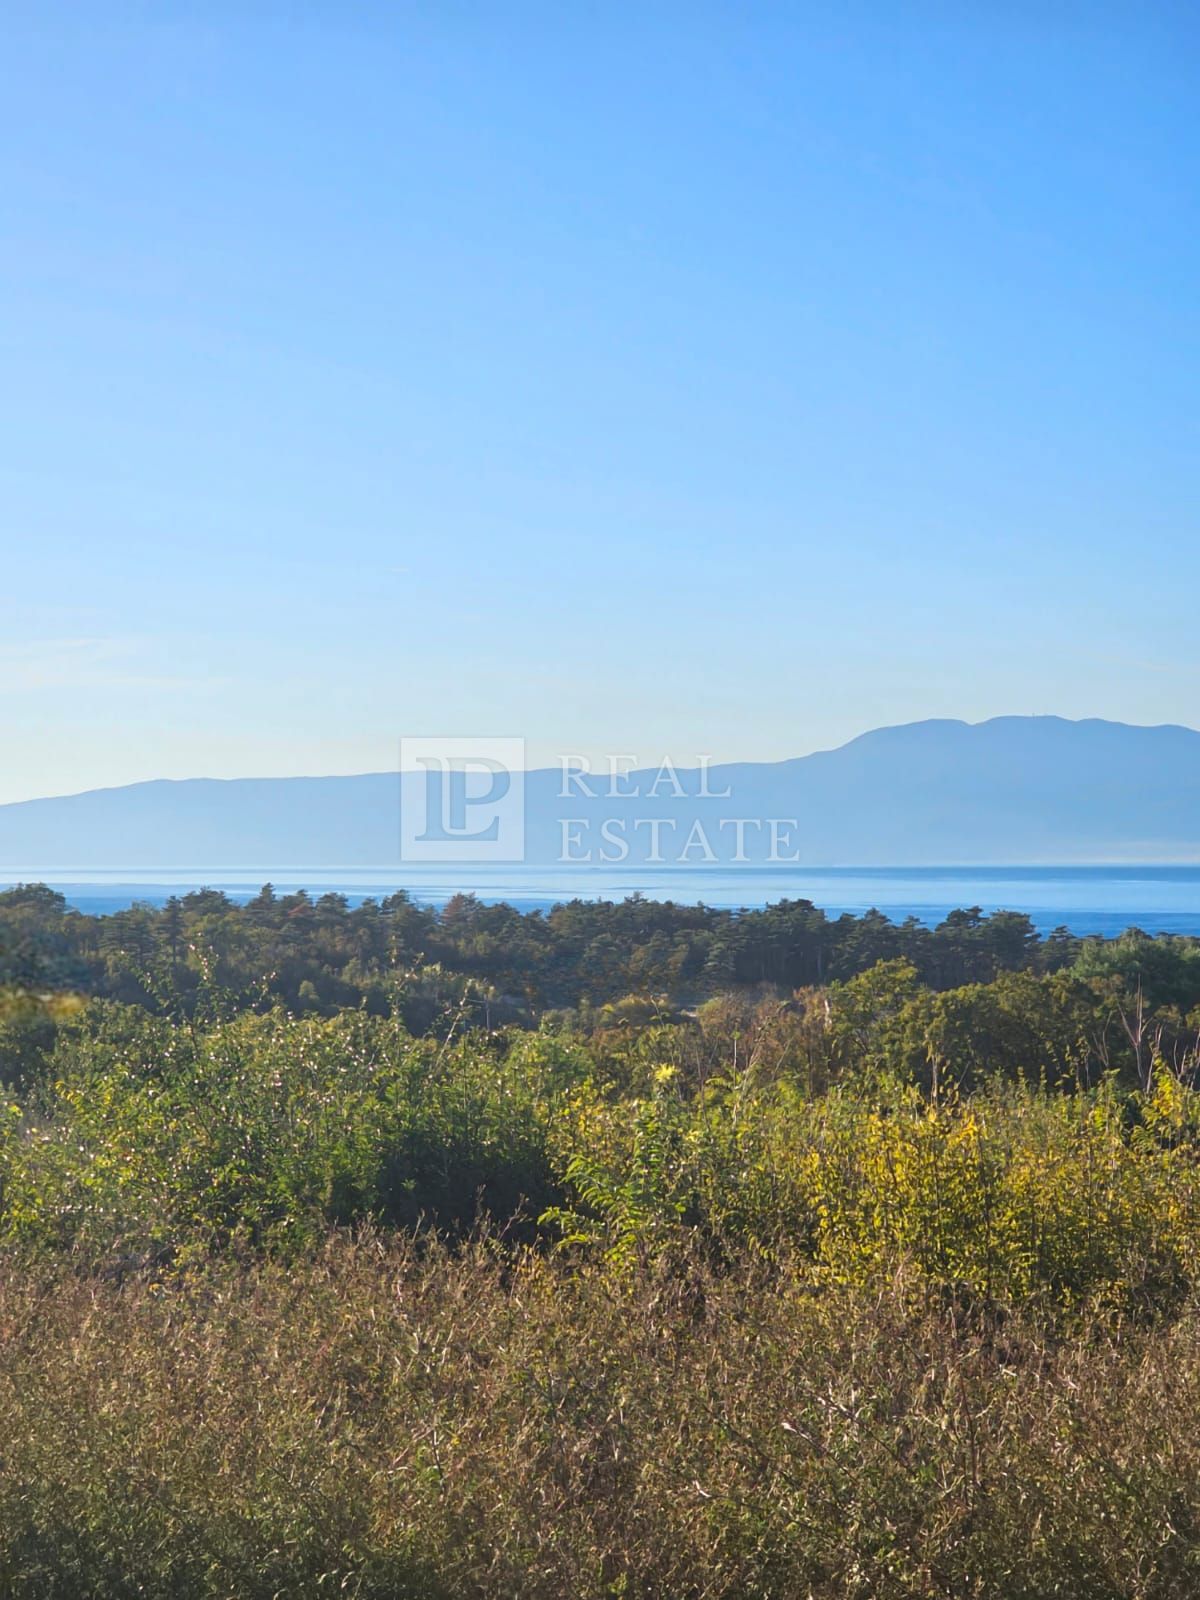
[400,738,525,861]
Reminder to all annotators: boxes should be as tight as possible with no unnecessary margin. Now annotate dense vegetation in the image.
[7,883,1200,1594]
[0,880,1077,1019]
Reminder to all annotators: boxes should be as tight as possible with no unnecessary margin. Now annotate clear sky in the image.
[1,3,1197,803]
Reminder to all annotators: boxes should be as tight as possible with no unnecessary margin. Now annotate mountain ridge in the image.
[3,716,1200,868]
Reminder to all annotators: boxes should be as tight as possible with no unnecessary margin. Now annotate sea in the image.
[7,865,1200,938]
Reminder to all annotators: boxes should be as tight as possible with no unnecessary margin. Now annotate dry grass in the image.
[2,1236,1200,1598]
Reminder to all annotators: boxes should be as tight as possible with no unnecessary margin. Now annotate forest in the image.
[5,883,1200,1595]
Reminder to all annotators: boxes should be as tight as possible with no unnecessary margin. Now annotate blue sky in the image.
[1,3,1197,802]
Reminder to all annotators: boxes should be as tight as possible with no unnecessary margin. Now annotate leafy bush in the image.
[544,1065,1200,1311]
[0,1009,572,1259]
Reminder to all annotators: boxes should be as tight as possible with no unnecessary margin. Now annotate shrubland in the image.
[4,884,1200,1593]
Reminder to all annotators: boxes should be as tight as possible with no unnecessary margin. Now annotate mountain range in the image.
[2,716,1198,869]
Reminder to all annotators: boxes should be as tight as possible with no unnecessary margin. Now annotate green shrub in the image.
[0,1009,573,1259]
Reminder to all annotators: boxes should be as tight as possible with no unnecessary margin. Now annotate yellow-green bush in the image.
[547,1066,1200,1311]
[802,1079,1200,1307]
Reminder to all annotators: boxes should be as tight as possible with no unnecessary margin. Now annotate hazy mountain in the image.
[2,717,1199,869]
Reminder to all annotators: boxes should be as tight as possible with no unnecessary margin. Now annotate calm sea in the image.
[8,865,1200,937]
